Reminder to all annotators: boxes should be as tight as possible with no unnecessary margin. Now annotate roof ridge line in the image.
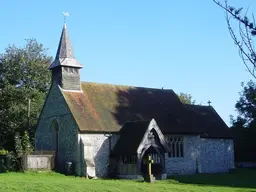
[81,81,174,91]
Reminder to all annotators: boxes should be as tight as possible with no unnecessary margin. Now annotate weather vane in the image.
[63,12,70,24]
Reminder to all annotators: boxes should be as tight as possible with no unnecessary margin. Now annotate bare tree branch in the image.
[213,0,256,79]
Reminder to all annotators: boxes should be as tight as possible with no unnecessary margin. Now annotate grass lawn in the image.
[0,168,255,192]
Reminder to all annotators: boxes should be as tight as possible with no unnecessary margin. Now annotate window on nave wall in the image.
[165,136,184,158]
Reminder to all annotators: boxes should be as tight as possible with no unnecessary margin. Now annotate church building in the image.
[35,24,235,179]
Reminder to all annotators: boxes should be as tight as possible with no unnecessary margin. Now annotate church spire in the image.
[49,23,83,91]
[55,24,74,59]
[48,24,83,69]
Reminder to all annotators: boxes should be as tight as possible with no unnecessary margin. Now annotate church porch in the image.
[111,149,168,180]
[110,119,170,180]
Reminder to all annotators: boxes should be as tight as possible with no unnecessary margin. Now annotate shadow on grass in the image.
[168,168,256,189]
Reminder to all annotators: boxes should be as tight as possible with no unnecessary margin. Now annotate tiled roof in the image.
[183,104,233,138]
[111,119,171,155]
[111,120,150,155]
[62,81,184,132]
[61,81,233,138]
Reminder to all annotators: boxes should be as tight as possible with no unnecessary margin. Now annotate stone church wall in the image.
[77,133,119,177]
[35,82,78,173]
[165,135,234,175]
[165,135,200,175]
[199,138,234,173]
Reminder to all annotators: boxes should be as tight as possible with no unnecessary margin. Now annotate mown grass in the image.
[0,168,255,192]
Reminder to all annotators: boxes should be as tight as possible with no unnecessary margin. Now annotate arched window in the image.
[51,120,59,152]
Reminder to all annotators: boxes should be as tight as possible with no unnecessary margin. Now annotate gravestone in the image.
[144,155,155,182]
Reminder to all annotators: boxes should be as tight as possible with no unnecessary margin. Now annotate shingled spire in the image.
[49,24,83,69]
[49,24,83,91]
[55,23,75,59]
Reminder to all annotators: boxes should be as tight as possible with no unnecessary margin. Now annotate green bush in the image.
[0,131,34,172]
[6,151,19,171]
[13,131,34,171]
[0,132,34,172]
[22,131,33,155]
[0,149,8,156]
[0,149,12,173]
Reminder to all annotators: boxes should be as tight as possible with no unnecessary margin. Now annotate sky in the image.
[0,0,255,126]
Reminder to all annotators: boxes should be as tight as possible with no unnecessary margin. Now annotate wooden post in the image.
[27,98,31,128]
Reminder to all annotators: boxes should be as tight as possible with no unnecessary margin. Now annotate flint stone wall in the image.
[165,135,234,175]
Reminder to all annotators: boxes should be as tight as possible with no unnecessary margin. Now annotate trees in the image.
[213,0,256,79]
[0,39,52,150]
[177,92,196,105]
[213,0,256,162]
[213,0,256,126]
[235,81,256,127]
[230,81,256,162]
[231,80,256,129]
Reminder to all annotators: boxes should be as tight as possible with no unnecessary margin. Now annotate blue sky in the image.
[1,0,255,126]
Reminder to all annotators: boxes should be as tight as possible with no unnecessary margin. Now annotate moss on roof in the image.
[61,81,233,138]
[62,81,183,132]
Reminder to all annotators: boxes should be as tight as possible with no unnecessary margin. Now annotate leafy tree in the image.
[13,131,34,170]
[213,0,256,79]
[0,39,52,150]
[213,0,256,161]
[14,133,23,159]
[22,131,34,155]
[232,80,256,128]
[230,81,256,161]
[178,92,196,105]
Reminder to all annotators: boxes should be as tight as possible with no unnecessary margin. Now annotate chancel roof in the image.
[183,104,233,138]
[61,81,233,138]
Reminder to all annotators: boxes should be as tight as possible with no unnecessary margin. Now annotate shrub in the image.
[13,131,34,171]
[0,149,11,173]
[0,149,8,156]
[22,131,33,155]
[0,131,34,172]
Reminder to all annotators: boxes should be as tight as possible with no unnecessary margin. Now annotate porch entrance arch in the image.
[139,146,165,175]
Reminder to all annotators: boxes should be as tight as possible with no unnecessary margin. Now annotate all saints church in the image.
[35,24,234,179]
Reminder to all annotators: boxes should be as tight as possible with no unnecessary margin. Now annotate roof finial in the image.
[63,12,70,24]
[207,100,212,106]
